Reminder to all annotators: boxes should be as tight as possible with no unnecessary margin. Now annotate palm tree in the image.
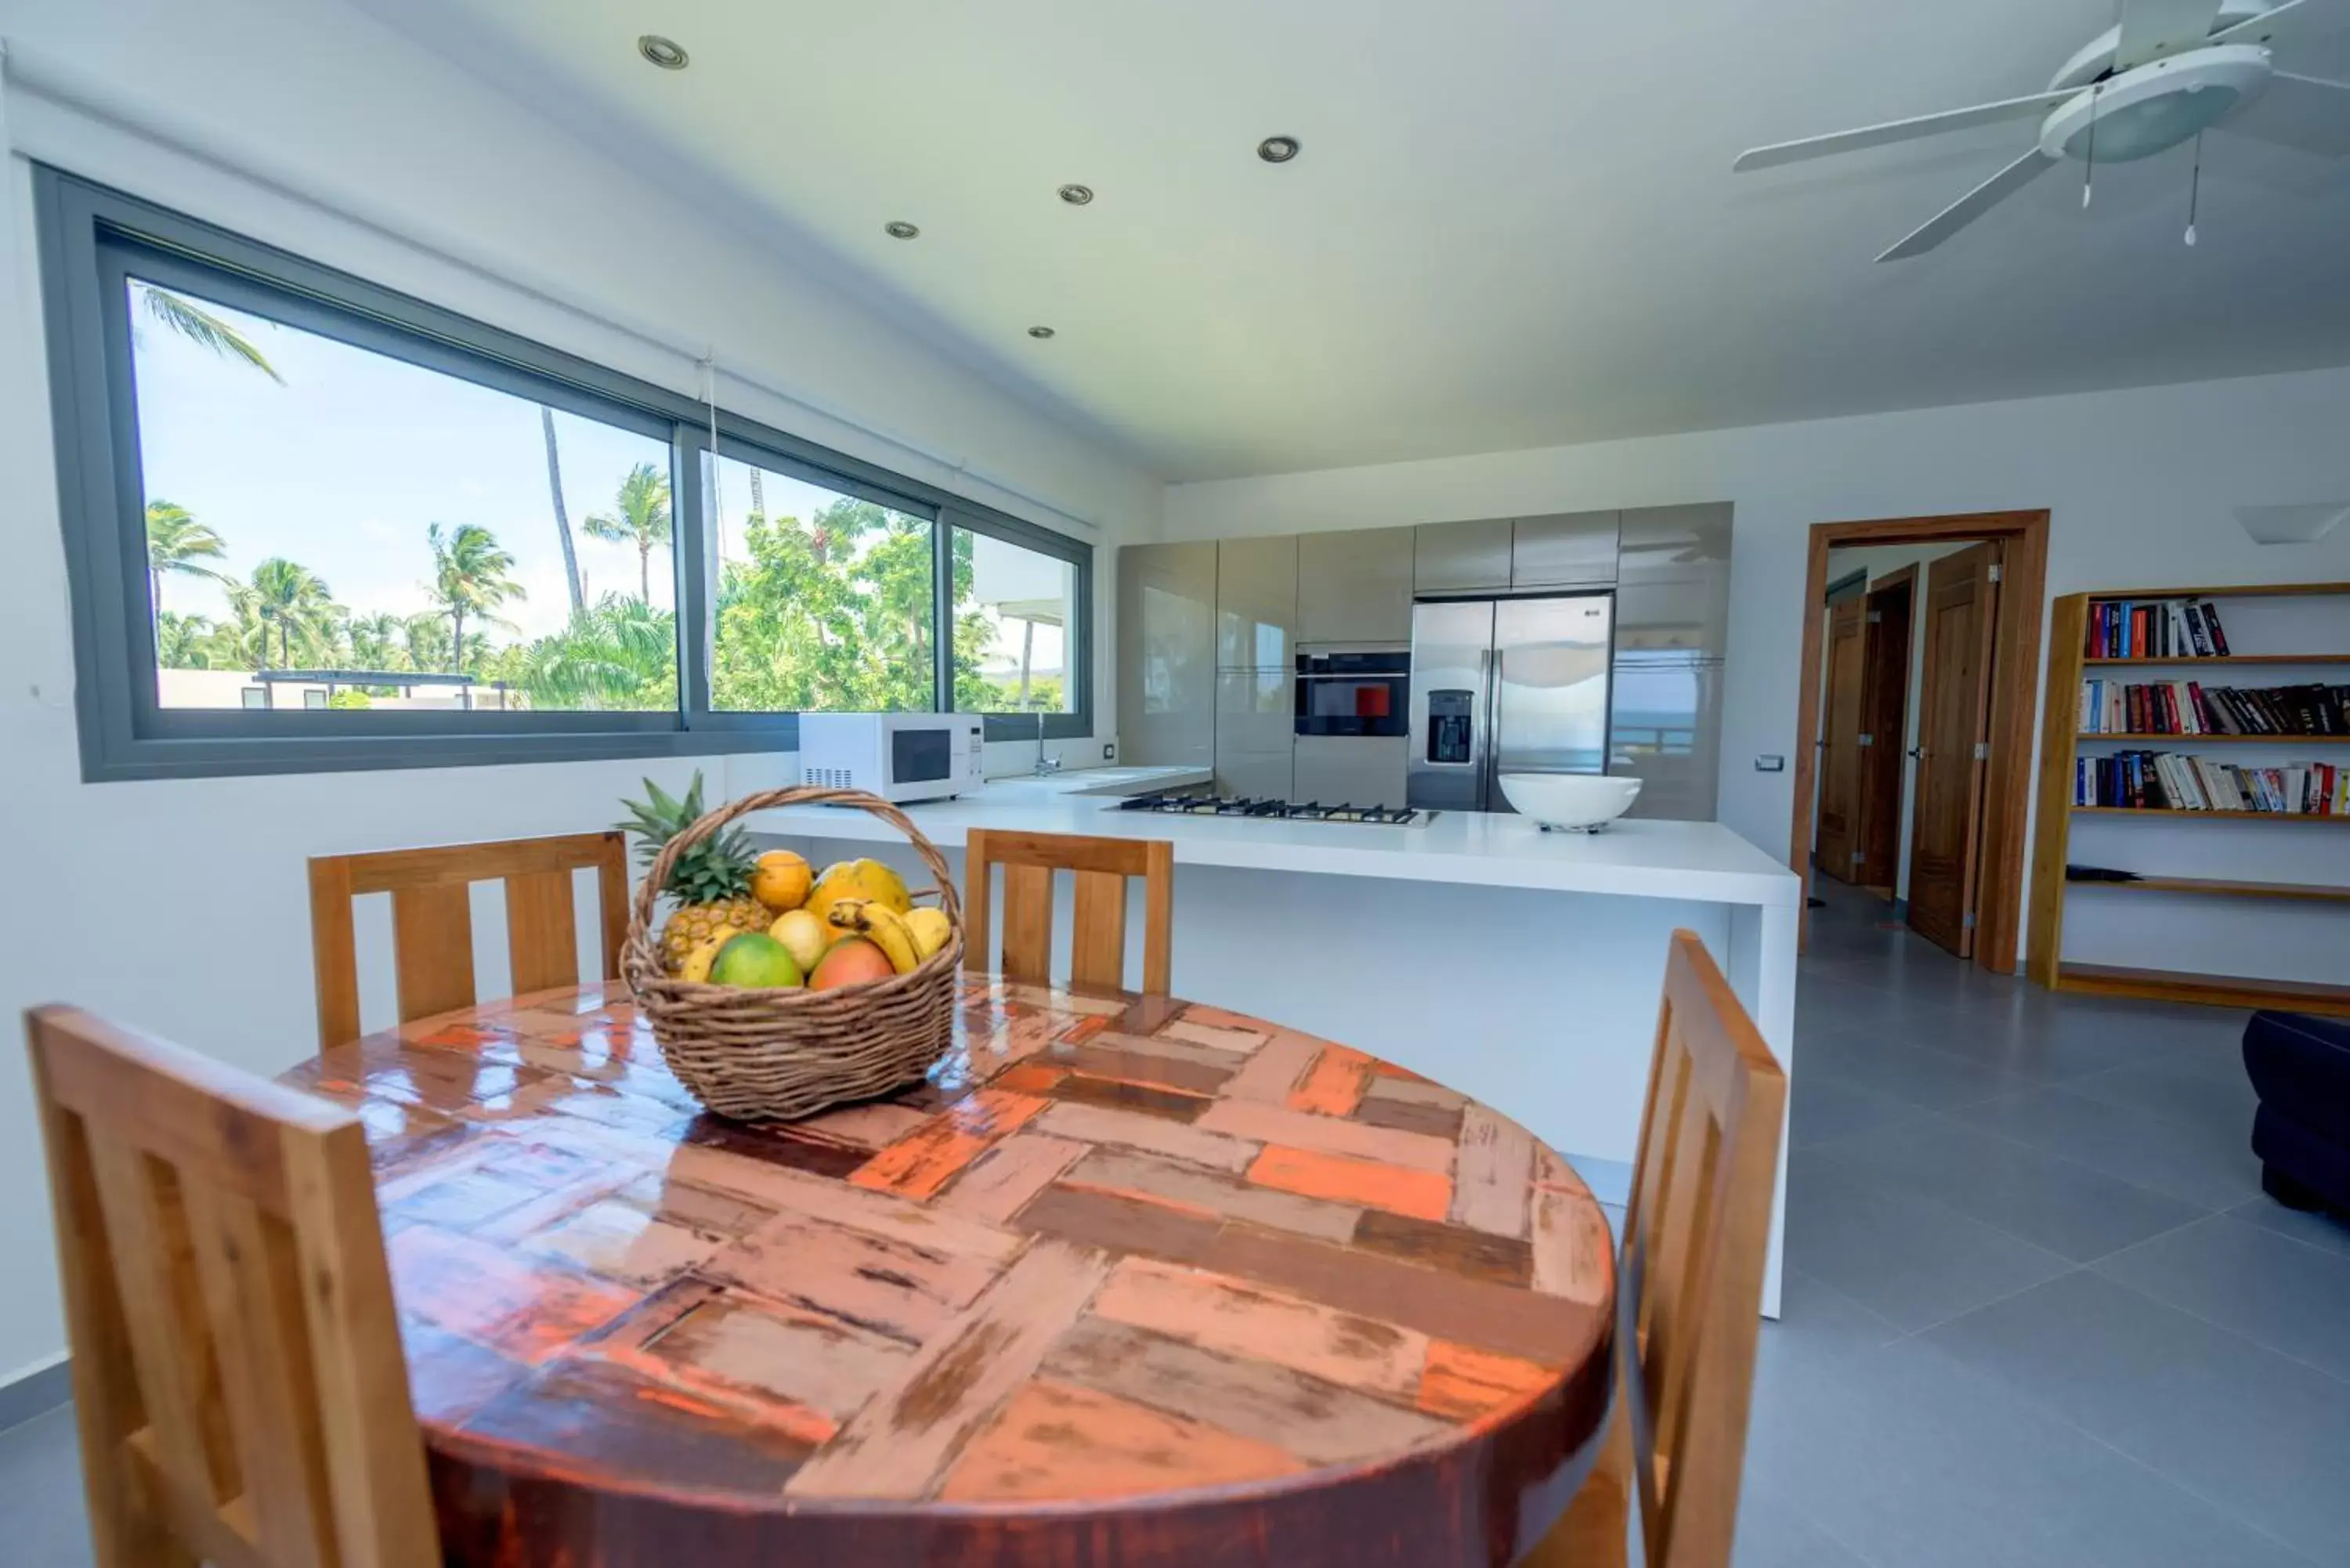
[584,462,674,603]
[519,596,677,710]
[134,284,283,383]
[426,522,523,674]
[154,612,215,669]
[540,407,585,615]
[345,612,406,671]
[246,558,339,669]
[144,500,230,617]
[401,612,452,674]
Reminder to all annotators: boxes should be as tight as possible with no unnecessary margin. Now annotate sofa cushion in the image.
[2243,1010,2350,1127]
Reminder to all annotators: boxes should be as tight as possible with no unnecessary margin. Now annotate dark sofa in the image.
[2243,1010,2350,1213]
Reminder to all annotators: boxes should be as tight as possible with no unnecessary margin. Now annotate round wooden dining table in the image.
[284,975,1617,1567]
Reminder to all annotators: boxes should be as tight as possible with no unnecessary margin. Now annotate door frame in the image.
[1787,511,2049,974]
[1855,565,1916,898]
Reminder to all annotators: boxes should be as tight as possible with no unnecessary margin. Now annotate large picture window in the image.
[36,168,1091,779]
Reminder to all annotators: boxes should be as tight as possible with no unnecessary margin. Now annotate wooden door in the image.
[1813,594,1867,883]
[1908,544,2001,956]
[1855,579,1914,896]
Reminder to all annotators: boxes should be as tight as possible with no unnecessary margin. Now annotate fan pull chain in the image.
[2185,132,2204,247]
[2082,81,2102,208]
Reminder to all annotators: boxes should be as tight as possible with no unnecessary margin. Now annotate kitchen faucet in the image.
[1033,709,1061,776]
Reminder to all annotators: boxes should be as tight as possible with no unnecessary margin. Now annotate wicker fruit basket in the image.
[621,785,964,1121]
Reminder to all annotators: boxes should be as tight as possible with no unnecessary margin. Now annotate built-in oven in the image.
[1294,648,1411,738]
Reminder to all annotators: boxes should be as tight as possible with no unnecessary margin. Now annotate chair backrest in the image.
[26,1005,437,1568]
[308,830,630,1050]
[962,828,1174,995]
[1619,930,1788,1568]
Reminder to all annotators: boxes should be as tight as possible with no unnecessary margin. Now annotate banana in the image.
[853,902,923,975]
[825,898,869,931]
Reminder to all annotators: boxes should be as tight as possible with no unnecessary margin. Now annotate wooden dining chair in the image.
[963,828,1175,995]
[308,830,630,1050]
[26,1005,439,1568]
[1527,929,1788,1568]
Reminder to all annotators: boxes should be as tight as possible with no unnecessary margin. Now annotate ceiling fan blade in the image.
[2211,0,2346,47]
[1734,91,2077,172]
[2223,70,2350,154]
[1877,150,2058,262]
[2115,0,2225,69]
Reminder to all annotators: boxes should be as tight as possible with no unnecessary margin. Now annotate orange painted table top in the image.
[287,978,1616,1567]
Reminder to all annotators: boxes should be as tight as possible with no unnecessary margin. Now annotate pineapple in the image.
[617,773,771,973]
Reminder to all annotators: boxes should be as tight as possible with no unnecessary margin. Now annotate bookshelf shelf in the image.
[2066,876,2350,904]
[2084,654,2350,667]
[2071,806,2348,821]
[2029,582,2350,1013]
[2057,963,2350,1017]
[2078,732,2350,743]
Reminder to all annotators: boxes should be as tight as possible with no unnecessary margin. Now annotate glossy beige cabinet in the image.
[1608,503,1731,821]
[1414,518,1513,595]
[1297,528,1414,645]
[1115,541,1217,768]
[1216,534,1298,669]
[1215,669,1295,800]
[1510,511,1620,591]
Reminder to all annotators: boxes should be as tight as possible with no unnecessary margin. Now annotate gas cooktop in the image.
[1115,793,1430,827]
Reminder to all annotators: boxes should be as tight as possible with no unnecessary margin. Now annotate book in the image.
[2084,598,2233,659]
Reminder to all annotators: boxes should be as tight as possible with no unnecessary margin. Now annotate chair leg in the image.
[1521,1406,1632,1568]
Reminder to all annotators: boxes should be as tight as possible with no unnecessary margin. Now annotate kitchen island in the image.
[749,768,1800,1313]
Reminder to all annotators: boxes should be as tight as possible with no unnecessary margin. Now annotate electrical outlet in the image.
[1755,755,1786,772]
[1102,742,1116,761]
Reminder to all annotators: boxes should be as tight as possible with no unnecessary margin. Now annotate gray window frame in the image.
[36,167,1094,782]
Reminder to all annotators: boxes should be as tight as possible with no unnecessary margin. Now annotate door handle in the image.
[1907,746,1926,760]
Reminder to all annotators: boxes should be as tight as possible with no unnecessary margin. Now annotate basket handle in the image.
[624,785,964,954]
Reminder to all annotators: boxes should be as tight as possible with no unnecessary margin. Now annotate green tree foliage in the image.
[510,595,677,710]
[584,462,674,604]
[154,611,215,670]
[144,500,230,618]
[135,284,283,384]
[708,497,940,712]
[242,558,342,669]
[426,521,523,674]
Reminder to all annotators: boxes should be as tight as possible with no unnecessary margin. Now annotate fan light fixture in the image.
[2038,47,2271,161]
[1028,326,1057,339]
[637,34,689,70]
[884,221,920,240]
[1257,135,1301,163]
[1058,184,1095,205]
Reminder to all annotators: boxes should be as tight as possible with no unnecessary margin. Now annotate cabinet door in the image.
[1610,655,1723,822]
[1414,518,1513,595]
[1116,542,1217,767]
[1292,735,1408,809]
[1511,511,1620,591]
[1216,534,1299,669]
[1615,504,1731,658]
[1297,527,1415,644]
[1216,668,1295,800]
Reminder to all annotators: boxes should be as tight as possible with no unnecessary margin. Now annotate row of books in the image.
[2078,680,2350,736]
[2074,750,2348,815]
[2084,598,2231,659]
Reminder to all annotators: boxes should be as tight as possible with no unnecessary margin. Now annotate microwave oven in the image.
[797,712,985,804]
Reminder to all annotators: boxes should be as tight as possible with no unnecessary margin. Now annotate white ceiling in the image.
[359,0,2350,482]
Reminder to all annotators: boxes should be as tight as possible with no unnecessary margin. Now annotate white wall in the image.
[0,0,1159,1382]
[1163,367,2350,918]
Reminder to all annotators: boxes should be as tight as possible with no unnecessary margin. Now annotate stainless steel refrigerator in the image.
[1405,595,1613,814]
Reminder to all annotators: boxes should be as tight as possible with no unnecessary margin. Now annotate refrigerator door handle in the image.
[1480,642,1502,810]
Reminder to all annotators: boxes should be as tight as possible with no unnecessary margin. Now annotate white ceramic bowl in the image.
[1498,772,1642,831]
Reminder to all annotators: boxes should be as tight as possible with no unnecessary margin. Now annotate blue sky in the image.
[132,279,1068,674]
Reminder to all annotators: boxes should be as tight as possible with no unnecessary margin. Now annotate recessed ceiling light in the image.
[884,221,920,240]
[1028,326,1057,339]
[1256,135,1301,164]
[1058,184,1094,206]
[637,34,689,70]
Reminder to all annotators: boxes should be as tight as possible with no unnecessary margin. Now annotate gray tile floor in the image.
[4,880,2346,1565]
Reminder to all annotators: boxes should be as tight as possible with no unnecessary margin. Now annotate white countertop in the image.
[752,766,1798,909]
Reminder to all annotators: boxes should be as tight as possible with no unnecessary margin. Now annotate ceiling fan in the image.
[1734,0,2350,259]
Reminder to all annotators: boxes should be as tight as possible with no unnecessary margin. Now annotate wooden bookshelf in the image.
[2026,583,2350,1013]
[2071,806,2350,821]
[2079,732,2350,742]
[2065,876,2350,903]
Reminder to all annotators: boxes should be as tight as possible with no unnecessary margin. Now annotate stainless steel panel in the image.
[1615,503,1731,658]
[1406,598,1495,814]
[1216,534,1298,669]
[1215,667,1295,800]
[1510,510,1620,591]
[1491,595,1614,801]
[1298,527,1415,644]
[1115,541,1217,767]
[1610,655,1723,821]
[1413,518,1513,595]
[1293,734,1408,810]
